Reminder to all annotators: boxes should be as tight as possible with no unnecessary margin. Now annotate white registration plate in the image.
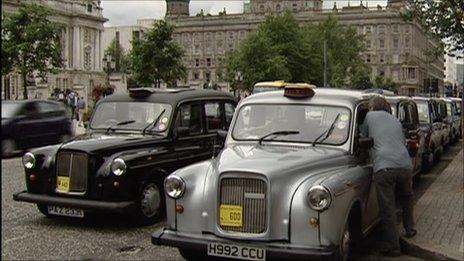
[47,206,84,218]
[207,243,265,260]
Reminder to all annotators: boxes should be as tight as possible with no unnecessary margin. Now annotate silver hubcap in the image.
[140,183,161,218]
[340,228,351,260]
[2,139,15,156]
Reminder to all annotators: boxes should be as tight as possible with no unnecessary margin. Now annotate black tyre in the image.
[36,204,52,218]
[337,218,353,261]
[178,248,207,261]
[131,181,163,226]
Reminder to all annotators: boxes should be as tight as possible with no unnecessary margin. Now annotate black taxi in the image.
[13,88,237,225]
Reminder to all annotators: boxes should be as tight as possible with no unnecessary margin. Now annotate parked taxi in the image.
[13,88,237,225]
[152,85,380,260]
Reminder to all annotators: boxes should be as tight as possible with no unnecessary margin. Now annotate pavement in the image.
[401,146,464,261]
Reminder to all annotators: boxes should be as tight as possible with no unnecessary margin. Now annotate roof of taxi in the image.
[98,88,236,105]
[243,87,374,106]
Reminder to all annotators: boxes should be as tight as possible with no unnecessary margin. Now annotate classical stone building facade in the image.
[164,0,443,95]
[1,0,107,103]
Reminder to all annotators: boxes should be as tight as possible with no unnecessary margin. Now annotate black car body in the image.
[2,100,73,157]
[386,96,424,175]
[13,88,237,225]
[412,97,444,169]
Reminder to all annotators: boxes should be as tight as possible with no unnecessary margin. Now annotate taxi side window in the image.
[205,102,223,131]
[176,103,203,135]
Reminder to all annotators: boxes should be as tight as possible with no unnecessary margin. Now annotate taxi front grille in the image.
[219,178,267,234]
[56,151,88,194]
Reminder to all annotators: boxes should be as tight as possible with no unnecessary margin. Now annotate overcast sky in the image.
[101,0,387,27]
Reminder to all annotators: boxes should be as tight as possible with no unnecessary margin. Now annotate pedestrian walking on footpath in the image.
[360,96,417,257]
[77,97,86,127]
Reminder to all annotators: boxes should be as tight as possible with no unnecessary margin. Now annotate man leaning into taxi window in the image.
[360,96,417,257]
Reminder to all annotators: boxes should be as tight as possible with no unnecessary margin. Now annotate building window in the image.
[379,70,385,77]
[366,39,371,49]
[87,4,92,13]
[393,38,399,48]
[195,59,200,67]
[392,54,399,63]
[205,72,211,81]
[379,54,385,63]
[84,29,90,43]
[379,38,385,49]
[405,36,410,48]
[364,25,372,34]
[132,30,140,40]
[276,4,281,11]
[84,46,92,70]
[56,78,61,89]
[378,25,385,34]
[366,54,371,63]
[259,4,265,12]
[194,72,199,80]
[408,67,416,79]
[206,58,211,67]
[405,25,411,34]
[392,70,399,81]
[194,44,200,54]
[392,24,399,33]
[292,3,298,11]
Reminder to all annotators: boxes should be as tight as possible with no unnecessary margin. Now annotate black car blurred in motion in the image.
[2,100,73,157]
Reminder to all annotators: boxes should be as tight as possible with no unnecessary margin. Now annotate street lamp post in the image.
[102,52,116,88]
[234,71,243,97]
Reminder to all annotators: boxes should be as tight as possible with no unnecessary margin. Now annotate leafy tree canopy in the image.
[1,2,63,99]
[130,20,186,87]
[223,13,372,91]
[104,38,130,73]
[406,0,464,57]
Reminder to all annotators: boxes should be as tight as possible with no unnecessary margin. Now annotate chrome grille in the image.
[219,178,267,234]
[56,151,88,193]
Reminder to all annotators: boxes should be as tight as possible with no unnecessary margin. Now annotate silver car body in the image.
[152,88,381,259]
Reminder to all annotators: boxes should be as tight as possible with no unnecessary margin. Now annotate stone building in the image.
[1,0,107,103]
[164,0,443,95]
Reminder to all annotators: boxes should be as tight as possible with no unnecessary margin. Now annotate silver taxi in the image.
[152,85,380,260]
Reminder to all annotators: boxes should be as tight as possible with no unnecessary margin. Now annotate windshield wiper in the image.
[258,130,300,145]
[312,113,340,147]
[105,120,136,134]
[142,109,166,135]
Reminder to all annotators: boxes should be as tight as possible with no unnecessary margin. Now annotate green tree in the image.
[373,76,399,92]
[223,13,370,91]
[104,38,130,73]
[302,16,371,87]
[406,0,463,56]
[130,20,186,87]
[1,3,63,99]
[223,12,313,92]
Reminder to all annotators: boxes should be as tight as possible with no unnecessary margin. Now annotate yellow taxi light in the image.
[284,83,316,98]
[253,80,287,88]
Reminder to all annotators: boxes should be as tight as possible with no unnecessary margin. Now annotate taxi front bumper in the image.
[13,191,136,213]
[152,228,338,260]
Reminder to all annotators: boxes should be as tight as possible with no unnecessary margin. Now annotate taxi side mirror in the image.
[358,137,373,150]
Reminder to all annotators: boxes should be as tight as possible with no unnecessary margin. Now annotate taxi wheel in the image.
[2,139,16,158]
[133,181,163,226]
[178,248,207,261]
[36,204,53,218]
[337,218,353,261]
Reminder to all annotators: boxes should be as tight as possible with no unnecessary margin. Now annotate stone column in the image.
[64,27,69,68]
[95,29,100,71]
[73,25,80,69]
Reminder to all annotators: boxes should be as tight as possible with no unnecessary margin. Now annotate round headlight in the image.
[111,158,127,176]
[164,175,186,199]
[22,152,36,169]
[307,185,332,211]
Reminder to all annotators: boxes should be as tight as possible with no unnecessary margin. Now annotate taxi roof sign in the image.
[254,80,287,88]
[284,83,316,98]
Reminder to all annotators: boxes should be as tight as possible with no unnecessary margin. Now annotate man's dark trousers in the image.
[374,168,414,251]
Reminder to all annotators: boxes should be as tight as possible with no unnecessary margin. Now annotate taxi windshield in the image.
[90,102,172,132]
[232,104,351,145]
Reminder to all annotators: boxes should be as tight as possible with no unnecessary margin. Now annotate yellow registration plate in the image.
[220,204,242,227]
[57,176,70,192]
